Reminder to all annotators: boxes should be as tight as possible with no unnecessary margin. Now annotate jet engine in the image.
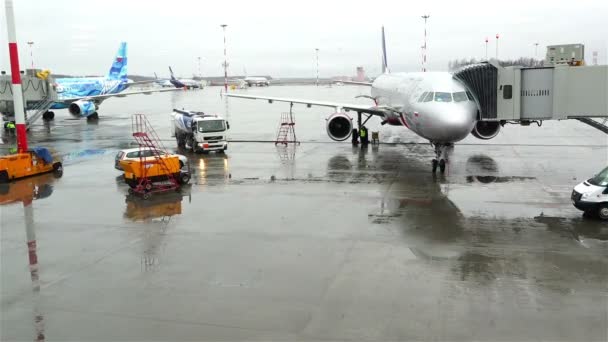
[326,112,353,141]
[68,100,97,117]
[470,121,500,140]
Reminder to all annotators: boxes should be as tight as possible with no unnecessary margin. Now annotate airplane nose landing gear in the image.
[432,143,452,173]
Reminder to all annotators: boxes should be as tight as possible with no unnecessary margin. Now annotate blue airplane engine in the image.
[68,100,97,117]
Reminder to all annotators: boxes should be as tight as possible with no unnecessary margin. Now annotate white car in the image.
[572,165,608,220]
[115,147,188,171]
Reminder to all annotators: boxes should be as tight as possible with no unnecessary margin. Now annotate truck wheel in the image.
[180,173,191,184]
[0,171,8,183]
[52,162,63,177]
[598,204,608,221]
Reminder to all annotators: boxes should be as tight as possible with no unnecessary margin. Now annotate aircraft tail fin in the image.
[154,72,158,79]
[107,42,128,80]
[381,26,389,74]
[168,66,176,80]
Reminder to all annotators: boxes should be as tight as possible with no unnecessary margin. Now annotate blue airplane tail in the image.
[107,42,128,80]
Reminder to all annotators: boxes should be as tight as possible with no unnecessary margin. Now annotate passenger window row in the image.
[417,91,474,103]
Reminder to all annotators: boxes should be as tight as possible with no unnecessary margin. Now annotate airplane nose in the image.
[447,105,477,141]
[417,103,477,142]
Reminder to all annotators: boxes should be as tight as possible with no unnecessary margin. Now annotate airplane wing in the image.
[226,93,390,116]
[340,81,373,86]
[56,88,181,105]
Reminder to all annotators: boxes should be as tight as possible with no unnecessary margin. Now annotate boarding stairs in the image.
[25,97,54,128]
[275,104,299,145]
[131,114,179,192]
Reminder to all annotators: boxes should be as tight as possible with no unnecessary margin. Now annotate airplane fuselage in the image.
[50,77,128,109]
[371,72,477,143]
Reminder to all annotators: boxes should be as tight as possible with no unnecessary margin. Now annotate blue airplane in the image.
[47,42,177,120]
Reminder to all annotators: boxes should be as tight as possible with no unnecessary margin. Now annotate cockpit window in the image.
[417,92,428,102]
[423,92,434,102]
[434,92,452,102]
[453,92,468,102]
[466,91,474,101]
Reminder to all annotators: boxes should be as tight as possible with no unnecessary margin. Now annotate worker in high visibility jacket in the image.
[5,121,15,134]
[359,126,369,145]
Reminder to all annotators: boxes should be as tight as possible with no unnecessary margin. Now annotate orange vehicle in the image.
[120,155,190,190]
[0,148,63,183]
[0,172,58,206]
[124,192,183,221]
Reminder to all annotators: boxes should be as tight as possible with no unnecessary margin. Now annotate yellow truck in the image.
[120,154,190,199]
[0,148,63,183]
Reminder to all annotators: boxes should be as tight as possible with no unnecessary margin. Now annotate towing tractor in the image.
[572,166,608,221]
[170,109,229,153]
[0,148,63,183]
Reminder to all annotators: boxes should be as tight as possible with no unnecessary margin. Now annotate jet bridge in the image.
[0,69,57,128]
[453,60,608,133]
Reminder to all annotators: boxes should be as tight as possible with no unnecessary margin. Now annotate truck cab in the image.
[191,115,229,153]
[171,109,230,154]
[572,166,608,220]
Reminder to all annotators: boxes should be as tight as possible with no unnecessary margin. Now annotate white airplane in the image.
[244,76,270,87]
[168,67,202,89]
[227,27,495,173]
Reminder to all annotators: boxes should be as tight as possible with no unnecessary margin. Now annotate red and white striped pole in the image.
[221,24,228,92]
[5,0,28,152]
[421,14,430,72]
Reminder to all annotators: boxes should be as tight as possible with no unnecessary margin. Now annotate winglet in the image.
[381,26,389,74]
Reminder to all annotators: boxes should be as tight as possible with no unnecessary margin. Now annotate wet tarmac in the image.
[1,86,607,341]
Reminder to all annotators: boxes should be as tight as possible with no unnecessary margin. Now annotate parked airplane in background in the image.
[154,72,173,87]
[244,76,270,87]
[168,67,201,89]
[48,42,177,120]
[228,27,493,173]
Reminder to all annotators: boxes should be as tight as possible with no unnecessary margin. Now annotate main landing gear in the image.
[431,143,452,173]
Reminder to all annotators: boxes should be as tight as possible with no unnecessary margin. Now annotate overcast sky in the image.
[0,0,606,78]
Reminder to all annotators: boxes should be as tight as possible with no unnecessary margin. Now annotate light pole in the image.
[197,56,201,79]
[27,41,34,69]
[421,14,430,72]
[315,48,319,86]
[534,43,539,59]
[221,24,228,92]
[485,37,489,60]
[495,33,500,60]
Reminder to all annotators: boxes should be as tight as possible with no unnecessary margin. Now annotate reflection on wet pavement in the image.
[1,87,607,341]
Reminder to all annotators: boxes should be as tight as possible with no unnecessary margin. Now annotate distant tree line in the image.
[448,57,545,71]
